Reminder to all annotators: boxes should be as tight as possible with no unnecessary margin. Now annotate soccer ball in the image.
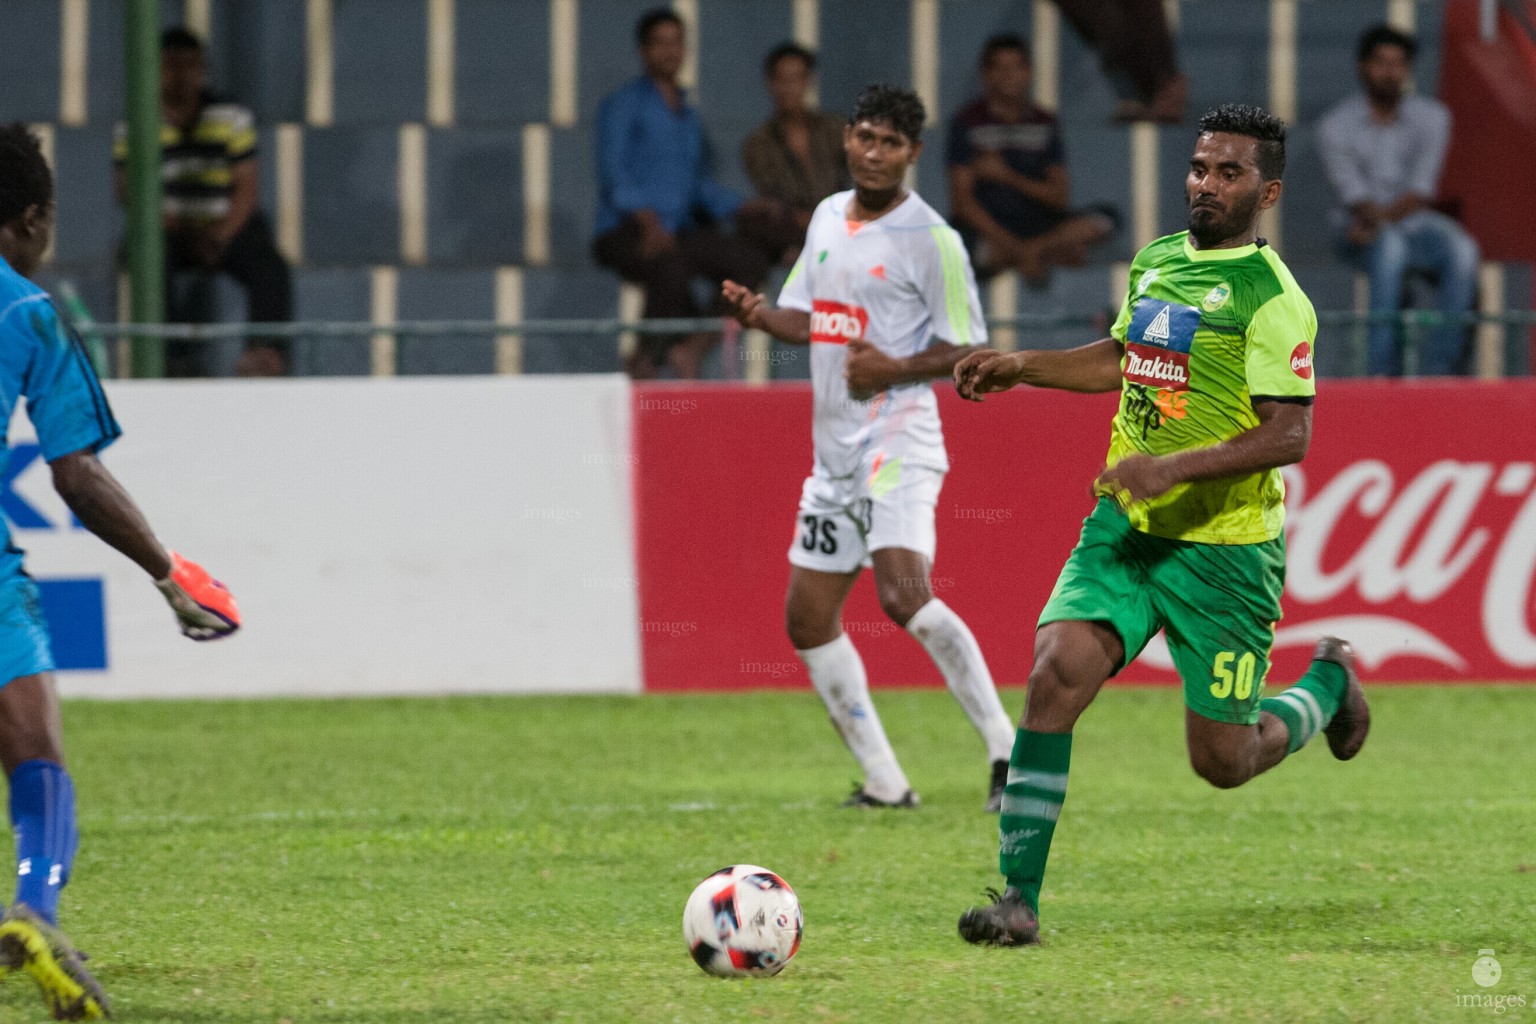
[682,864,803,977]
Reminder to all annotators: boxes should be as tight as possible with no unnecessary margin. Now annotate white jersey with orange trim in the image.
[777,189,986,479]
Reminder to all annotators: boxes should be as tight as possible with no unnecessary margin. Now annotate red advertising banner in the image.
[634,380,1536,690]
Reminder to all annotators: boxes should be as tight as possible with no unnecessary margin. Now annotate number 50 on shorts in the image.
[1210,650,1259,700]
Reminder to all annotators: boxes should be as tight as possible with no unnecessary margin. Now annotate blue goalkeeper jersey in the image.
[0,253,120,580]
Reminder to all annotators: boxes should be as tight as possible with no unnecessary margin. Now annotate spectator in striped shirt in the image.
[114,27,293,377]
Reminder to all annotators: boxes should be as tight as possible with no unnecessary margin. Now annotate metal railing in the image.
[73,310,1536,380]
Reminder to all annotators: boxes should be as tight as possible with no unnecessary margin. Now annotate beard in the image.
[1187,188,1262,248]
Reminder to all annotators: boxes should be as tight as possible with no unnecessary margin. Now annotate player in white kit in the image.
[724,84,1015,810]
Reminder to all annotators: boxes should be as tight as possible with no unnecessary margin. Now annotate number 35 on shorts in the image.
[799,515,838,555]
[1209,650,1260,700]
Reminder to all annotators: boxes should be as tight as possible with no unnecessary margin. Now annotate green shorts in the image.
[1038,499,1286,725]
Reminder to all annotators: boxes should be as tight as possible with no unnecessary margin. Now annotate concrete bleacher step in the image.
[302,127,401,265]
[426,127,526,265]
[547,125,597,267]
[519,266,624,374]
[456,0,552,126]
[50,128,117,268]
[332,0,428,124]
[3,0,63,121]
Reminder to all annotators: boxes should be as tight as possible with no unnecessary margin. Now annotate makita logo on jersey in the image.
[1124,345,1191,389]
[810,300,868,344]
[1290,342,1314,379]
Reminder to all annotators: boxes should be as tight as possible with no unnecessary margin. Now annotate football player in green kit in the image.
[951,104,1370,947]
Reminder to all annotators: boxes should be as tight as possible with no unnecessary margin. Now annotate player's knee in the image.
[875,579,929,627]
[785,605,837,651]
[1189,746,1252,789]
[1023,657,1087,722]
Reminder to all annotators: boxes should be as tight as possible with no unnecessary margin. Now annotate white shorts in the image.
[787,457,945,574]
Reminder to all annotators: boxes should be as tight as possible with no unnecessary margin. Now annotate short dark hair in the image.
[1197,103,1287,181]
[1357,23,1417,63]
[160,26,203,52]
[0,123,53,228]
[636,7,683,47]
[981,33,1030,66]
[764,42,816,77]
[849,83,925,145]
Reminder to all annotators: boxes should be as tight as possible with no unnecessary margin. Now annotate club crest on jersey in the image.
[1124,298,1199,391]
[1202,282,1231,311]
[810,299,868,344]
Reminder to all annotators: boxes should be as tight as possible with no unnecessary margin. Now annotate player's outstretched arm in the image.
[721,279,810,344]
[955,337,1124,401]
[51,450,240,640]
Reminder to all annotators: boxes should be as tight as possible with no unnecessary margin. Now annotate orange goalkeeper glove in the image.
[154,552,241,641]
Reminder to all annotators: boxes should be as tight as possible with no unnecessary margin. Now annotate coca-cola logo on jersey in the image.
[1290,343,1314,379]
[1123,344,1190,390]
[809,300,867,345]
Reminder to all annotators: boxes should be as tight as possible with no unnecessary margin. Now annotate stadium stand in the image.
[8,0,1527,379]
[3,0,62,121]
[456,0,552,126]
[301,127,401,265]
[395,267,499,375]
[332,0,428,124]
[425,127,525,266]
[222,0,308,124]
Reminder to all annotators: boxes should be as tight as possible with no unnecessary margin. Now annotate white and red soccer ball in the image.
[682,865,803,977]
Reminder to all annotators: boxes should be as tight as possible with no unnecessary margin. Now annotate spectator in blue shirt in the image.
[1318,25,1480,376]
[592,8,770,379]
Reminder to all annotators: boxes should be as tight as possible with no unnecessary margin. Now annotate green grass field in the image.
[3,685,1532,1023]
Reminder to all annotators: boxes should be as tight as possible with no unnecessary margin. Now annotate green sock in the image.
[998,728,1072,912]
[1259,660,1347,754]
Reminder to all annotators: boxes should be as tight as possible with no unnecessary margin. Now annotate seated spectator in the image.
[1319,24,1480,376]
[1051,0,1187,123]
[113,27,293,377]
[946,34,1119,288]
[592,8,770,379]
[740,43,849,265]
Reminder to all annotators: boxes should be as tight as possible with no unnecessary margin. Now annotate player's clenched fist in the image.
[155,551,241,641]
[953,348,1023,401]
[721,280,766,330]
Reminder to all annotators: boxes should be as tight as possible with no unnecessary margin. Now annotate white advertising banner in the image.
[8,376,641,698]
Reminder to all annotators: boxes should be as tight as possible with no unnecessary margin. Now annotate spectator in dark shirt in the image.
[947,34,1119,287]
[592,8,770,379]
[113,27,293,377]
[1318,25,1479,376]
[740,43,849,265]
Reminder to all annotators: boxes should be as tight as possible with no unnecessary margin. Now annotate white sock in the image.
[905,598,1015,762]
[797,634,911,802]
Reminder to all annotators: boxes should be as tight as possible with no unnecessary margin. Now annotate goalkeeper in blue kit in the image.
[0,124,241,1020]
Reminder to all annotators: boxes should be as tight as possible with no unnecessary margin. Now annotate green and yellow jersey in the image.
[1106,231,1317,545]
